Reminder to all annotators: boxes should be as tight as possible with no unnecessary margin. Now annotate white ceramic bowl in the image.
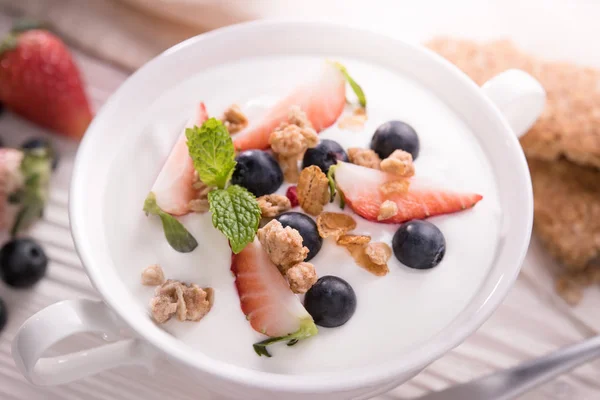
[12,21,545,400]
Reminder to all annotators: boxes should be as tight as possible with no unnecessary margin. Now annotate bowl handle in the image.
[12,299,156,386]
[481,69,546,137]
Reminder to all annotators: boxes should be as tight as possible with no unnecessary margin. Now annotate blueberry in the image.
[392,220,445,270]
[275,212,322,261]
[302,139,348,174]
[0,297,6,332]
[22,138,59,170]
[231,150,283,197]
[304,276,356,328]
[0,238,48,288]
[371,121,420,160]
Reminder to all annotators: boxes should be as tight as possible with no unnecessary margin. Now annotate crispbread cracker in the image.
[427,37,600,169]
[529,158,600,272]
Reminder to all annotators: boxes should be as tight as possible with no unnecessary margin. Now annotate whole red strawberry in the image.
[0,30,92,139]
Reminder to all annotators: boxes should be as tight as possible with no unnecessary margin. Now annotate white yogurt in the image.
[103,56,501,375]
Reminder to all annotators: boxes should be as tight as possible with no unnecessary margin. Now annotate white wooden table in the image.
[0,2,599,399]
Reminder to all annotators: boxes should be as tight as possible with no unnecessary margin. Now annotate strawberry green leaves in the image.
[253,317,318,357]
[186,119,236,189]
[208,185,261,254]
[10,147,52,237]
[144,193,198,253]
[332,61,367,108]
[187,118,261,253]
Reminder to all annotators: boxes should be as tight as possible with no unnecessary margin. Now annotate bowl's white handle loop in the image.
[12,299,156,386]
[482,69,546,138]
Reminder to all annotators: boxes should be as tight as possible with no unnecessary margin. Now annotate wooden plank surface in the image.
[0,4,598,400]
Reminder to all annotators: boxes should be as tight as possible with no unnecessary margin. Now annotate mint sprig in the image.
[208,185,261,254]
[253,317,318,357]
[333,61,367,108]
[144,193,198,253]
[187,118,261,253]
[186,119,236,189]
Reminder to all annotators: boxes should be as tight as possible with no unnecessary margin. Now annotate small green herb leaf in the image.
[253,318,318,357]
[186,118,236,189]
[144,193,198,253]
[208,185,261,254]
[333,61,367,108]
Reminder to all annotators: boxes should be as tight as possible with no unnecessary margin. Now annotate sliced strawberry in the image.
[231,239,317,356]
[151,103,208,216]
[334,162,483,223]
[233,62,346,151]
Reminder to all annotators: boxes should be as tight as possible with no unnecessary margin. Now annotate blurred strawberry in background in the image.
[0,24,92,140]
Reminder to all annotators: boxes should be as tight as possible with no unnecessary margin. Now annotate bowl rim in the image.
[70,20,533,393]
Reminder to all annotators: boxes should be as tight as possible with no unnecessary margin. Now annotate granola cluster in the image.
[149,280,213,324]
[345,146,414,201]
[316,212,392,276]
[141,264,165,286]
[317,212,357,238]
[380,150,415,178]
[222,104,248,134]
[257,194,291,218]
[377,200,398,221]
[257,220,308,271]
[337,234,371,246]
[269,106,319,182]
[348,147,381,169]
[257,219,317,293]
[379,179,410,196]
[343,241,392,276]
[143,265,213,324]
[297,165,330,216]
[285,262,318,294]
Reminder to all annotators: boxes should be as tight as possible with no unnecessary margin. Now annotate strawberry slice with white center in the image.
[334,162,483,223]
[231,239,318,357]
[233,62,347,152]
[151,102,208,216]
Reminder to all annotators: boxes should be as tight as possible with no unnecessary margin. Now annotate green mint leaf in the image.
[144,192,198,253]
[208,185,261,254]
[333,61,367,108]
[253,317,318,357]
[186,118,236,189]
[327,164,337,203]
[10,147,52,236]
